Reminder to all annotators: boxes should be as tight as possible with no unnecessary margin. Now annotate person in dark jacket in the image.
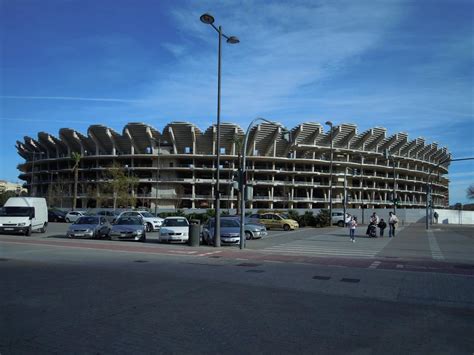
[377,218,387,237]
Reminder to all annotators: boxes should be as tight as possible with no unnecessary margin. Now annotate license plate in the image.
[4,228,13,231]
[75,234,84,237]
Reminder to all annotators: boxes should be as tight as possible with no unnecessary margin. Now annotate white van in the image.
[0,197,48,236]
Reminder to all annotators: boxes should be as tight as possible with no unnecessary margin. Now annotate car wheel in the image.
[337,221,344,227]
[141,233,147,243]
[25,227,32,236]
[283,224,290,231]
[245,231,253,240]
[66,218,70,223]
[146,223,153,232]
[40,223,47,233]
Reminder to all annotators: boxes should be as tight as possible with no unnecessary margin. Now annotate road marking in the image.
[368,261,381,269]
[427,230,445,261]
[197,251,222,257]
[263,249,377,257]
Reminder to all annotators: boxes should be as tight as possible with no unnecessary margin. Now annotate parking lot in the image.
[1,221,473,265]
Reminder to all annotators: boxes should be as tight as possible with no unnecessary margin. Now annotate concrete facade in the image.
[16,121,450,209]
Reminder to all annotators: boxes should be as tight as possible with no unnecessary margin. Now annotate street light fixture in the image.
[325,121,334,225]
[240,118,290,249]
[200,12,240,247]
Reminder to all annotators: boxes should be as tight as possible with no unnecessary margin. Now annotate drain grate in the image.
[237,263,262,267]
[246,270,265,273]
[340,278,360,283]
[312,275,331,280]
[134,260,149,263]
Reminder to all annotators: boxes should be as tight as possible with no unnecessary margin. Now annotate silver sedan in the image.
[66,216,111,239]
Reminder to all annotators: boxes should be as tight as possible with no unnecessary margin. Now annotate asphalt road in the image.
[1,224,473,354]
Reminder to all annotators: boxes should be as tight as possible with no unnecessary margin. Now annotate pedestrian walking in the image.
[349,217,357,243]
[377,218,387,237]
[388,212,398,238]
[433,211,439,224]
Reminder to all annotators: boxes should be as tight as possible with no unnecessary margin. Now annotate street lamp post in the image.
[240,118,290,249]
[325,121,334,225]
[28,151,44,197]
[154,139,161,216]
[200,13,239,247]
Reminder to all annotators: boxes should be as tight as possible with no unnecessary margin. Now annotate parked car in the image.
[331,211,349,227]
[117,211,163,232]
[248,213,299,231]
[66,215,111,239]
[243,218,268,240]
[158,217,189,243]
[96,210,120,223]
[48,209,66,223]
[109,216,146,242]
[65,211,85,223]
[202,217,241,246]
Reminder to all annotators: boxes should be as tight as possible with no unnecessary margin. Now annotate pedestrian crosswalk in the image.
[262,234,392,258]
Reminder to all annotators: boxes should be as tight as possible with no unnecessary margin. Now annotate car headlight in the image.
[136,230,143,235]
[18,223,26,226]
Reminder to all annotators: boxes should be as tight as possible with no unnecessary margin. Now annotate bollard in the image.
[189,219,201,247]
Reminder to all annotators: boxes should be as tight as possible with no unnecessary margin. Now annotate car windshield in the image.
[75,216,99,225]
[116,218,142,226]
[164,219,188,227]
[0,207,33,217]
[140,212,154,218]
[279,214,288,219]
[221,219,240,228]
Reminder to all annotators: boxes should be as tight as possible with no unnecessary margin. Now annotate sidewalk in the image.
[378,223,474,264]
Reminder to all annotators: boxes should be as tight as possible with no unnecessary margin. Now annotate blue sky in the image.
[1,0,473,204]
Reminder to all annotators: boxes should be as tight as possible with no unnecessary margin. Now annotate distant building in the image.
[0,180,26,194]
[15,122,450,210]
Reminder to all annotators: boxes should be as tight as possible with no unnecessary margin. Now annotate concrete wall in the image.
[434,209,474,225]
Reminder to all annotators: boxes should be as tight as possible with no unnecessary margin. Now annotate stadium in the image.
[16,121,450,210]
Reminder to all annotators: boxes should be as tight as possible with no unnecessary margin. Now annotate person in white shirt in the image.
[388,212,398,237]
[349,217,357,243]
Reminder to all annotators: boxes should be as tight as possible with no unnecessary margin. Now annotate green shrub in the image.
[316,209,331,227]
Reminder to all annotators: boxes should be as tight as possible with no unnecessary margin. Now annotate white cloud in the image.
[136,0,404,122]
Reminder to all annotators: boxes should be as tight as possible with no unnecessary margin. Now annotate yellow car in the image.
[248,213,299,231]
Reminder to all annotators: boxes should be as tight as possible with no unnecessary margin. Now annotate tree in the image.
[49,176,67,208]
[0,191,17,206]
[102,164,139,209]
[71,152,82,211]
[467,184,474,200]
